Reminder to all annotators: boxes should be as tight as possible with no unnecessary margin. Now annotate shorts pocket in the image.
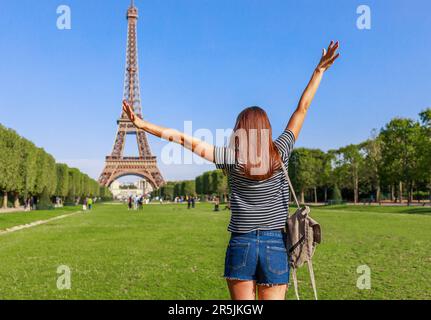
[266,246,289,275]
[226,242,250,270]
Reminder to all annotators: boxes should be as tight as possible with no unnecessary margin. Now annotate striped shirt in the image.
[214,129,296,233]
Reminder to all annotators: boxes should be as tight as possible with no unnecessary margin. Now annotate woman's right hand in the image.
[123,100,146,130]
[122,99,215,162]
[123,100,137,125]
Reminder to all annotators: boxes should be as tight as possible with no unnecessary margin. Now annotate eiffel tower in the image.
[99,0,164,190]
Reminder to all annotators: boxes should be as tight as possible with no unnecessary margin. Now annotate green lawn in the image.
[0,203,430,300]
[0,206,81,230]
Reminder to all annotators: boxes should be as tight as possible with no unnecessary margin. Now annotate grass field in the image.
[0,203,430,300]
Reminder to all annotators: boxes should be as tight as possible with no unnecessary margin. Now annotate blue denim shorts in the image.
[224,230,290,286]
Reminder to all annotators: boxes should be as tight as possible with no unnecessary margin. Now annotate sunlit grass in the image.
[0,203,429,300]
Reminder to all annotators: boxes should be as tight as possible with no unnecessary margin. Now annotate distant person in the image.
[224,199,231,211]
[83,198,88,211]
[122,40,339,300]
[191,196,195,209]
[138,196,143,210]
[134,196,139,210]
[31,196,36,210]
[87,197,93,210]
[214,196,220,212]
[128,196,132,210]
[24,198,30,211]
[187,196,191,209]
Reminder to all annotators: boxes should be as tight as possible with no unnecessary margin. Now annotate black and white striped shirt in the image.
[214,129,296,233]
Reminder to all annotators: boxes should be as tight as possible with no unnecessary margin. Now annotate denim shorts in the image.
[224,230,290,286]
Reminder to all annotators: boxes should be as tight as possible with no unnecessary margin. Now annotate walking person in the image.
[87,197,93,211]
[128,196,132,210]
[138,196,143,210]
[213,196,220,212]
[134,195,139,210]
[187,195,191,209]
[31,196,36,211]
[122,41,339,300]
[83,197,88,211]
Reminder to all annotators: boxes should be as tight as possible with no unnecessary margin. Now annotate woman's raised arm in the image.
[287,41,340,140]
[122,100,215,162]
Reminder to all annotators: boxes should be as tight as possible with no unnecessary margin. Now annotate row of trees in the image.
[153,169,229,201]
[153,180,196,201]
[0,124,113,209]
[153,109,430,205]
[289,109,431,204]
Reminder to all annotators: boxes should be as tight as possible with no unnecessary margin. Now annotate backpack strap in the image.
[280,160,319,301]
[292,262,318,301]
[307,260,318,300]
[291,268,300,300]
[279,161,301,209]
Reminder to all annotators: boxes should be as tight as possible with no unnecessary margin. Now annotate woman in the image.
[123,41,340,300]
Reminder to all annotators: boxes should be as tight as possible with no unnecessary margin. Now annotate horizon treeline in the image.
[153,169,229,201]
[156,109,431,204]
[0,124,113,209]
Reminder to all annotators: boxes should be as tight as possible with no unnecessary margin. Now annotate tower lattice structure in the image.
[99,1,164,189]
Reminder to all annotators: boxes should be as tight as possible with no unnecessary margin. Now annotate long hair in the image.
[229,106,281,180]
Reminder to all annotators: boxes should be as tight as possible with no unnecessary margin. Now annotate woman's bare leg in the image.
[226,279,256,300]
[257,285,288,300]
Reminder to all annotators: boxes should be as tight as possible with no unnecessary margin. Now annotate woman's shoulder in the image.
[214,146,236,171]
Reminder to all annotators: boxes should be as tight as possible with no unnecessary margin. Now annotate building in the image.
[110,179,153,200]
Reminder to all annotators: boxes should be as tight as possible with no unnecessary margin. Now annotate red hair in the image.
[230,107,281,180]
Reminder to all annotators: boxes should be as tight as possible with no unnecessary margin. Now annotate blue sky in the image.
[0,0,430,181]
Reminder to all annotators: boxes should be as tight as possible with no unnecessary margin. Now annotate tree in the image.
[360,130,382,202]
[181,180,196,197]
[331,185,343,202]
[202,172,213,195]
[0,124,103,209]
[66,168,81,205]
[380,118,424,205]
[45,154,57,197]
[55,163,69,200]
[17,138,38,202]
[333,144,364,203]
[289,148,317,203]
[195,175,203,196]
[161,182,175,201]
[309,149,326,203]
[34,149,48,196]
[419,108,431,128]
[173,182,183,198]
[37,187,54,210]
[211,170,228,200]
[99,186,113,201]
[0,126,21,208]
[418,109,431,200]
[317,152,334,203]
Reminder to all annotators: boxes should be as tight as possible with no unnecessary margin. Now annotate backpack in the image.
[280,161,322,300]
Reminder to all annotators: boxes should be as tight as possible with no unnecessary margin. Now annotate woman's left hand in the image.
[316,41,340,72]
